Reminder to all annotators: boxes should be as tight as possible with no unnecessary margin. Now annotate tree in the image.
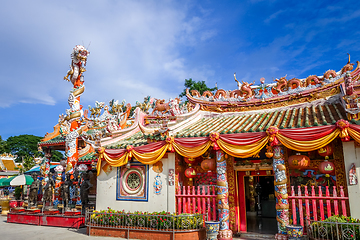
[0,135,8,153]
[6,134,43,162]
[179,78,218,98]
[51,150,64,162]
[15,155,35,174]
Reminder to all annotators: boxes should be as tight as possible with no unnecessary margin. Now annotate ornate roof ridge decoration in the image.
[169,101,349,139]
[340,65,360,121]
[78,143,95,158]
[199,95,341,118]
[0,153,15,158]
[100,104,202,148]
[41,123,61,142]
[100,108,145,145]
[186,60,360,112]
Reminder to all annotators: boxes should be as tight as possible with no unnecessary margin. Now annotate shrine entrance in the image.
[237,170,277,234]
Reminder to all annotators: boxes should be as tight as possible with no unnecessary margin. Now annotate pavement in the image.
[0,215,276,240]
[0,215,127,240]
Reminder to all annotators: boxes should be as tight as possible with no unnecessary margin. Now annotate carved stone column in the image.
[272,145,289,239]
[216,151,233,240]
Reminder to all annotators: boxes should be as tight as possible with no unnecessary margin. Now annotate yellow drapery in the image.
[277,128,340,152]
[348,128,360,142]
[172,141,212,158]
[217,136,269,158]
[97,127,354,176]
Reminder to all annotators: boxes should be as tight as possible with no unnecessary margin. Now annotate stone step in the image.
[234,232,275,239]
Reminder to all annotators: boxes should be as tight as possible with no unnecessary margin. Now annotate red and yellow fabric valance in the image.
[96,120,358,175]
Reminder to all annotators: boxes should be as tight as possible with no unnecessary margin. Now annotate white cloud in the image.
[0,0,217,108]
[264,10,284,24]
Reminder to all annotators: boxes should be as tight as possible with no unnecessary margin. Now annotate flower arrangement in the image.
[89,208,203,230]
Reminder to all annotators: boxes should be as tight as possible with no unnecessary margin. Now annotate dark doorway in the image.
[244,176,277,234]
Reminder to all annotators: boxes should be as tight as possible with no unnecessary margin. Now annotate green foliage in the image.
[311,215,360,239]
[51,150,64,162]
[6,134,43,161]
[14,186,22,200]
[23,155,35,173]
[90,208,203,230]
[179,78,217,98]
[0,136,8,153]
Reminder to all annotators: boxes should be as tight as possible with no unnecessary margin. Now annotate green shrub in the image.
[14,186,22,200]
[90,208,203,230]
[311,215,360,239]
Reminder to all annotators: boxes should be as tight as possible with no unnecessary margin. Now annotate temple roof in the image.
[105,131,148,149]
[173,102,346,137]
[78,152,97,162]
[38,135,65,146]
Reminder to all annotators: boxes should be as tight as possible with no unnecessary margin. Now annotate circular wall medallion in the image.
[122,168,143,195]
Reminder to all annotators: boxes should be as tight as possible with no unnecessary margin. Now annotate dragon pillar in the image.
[63,45,90,173]
[272,145,290,239]
[216,151,233,240]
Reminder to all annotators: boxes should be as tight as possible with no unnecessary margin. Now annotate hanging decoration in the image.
[318,144,333,159]
[319,160,335,175]
[168,169,175,186]
[349,163,358,185]
[97,123,360,176]
[265,145,273,158]
[152,161,163,194]
[152,161,163,173]
[288,153,310,168]
[201,156,216,176]
[184,157,197,182]
[153,174,162,195]
[184,167,197,181]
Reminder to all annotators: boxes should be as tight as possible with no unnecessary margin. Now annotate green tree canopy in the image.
[15,155,35,174]
[51,150,64,162]
[6,134,43,161]
[0,135,8,153]
[179,78,218,98]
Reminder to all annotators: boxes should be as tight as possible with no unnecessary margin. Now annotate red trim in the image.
[237,170,271,232]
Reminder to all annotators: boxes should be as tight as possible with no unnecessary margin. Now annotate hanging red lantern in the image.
[201,157,216,171]
[319,160,335,175]
[288,153,310,168]
[184,167,197,181]
[318,144,334,159]
[184,157,196,166]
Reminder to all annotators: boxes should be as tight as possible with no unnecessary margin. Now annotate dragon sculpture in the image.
[109,99,126,115]
[152,99,171,115]
[136,96,153,114]
[341,53,354,74]
[234,73,254,98]
[64,45,89,85]
[88,101,105,118]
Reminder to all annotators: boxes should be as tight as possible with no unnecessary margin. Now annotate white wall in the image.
[96,153,175,213]
[342,141,360,218]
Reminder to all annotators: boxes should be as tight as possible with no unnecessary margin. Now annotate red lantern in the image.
[184,167,197,181]
[201,157,216,171]
[184,157,196,166]
[318,144,333,159]
[288,153,310,168]
[319,160,335,175]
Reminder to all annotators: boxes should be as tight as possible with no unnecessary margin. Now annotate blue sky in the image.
[1,0,360,140]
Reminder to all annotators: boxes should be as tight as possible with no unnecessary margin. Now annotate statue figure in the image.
[28,173,40,208]
[61,172,73,210]
[80,172,93,213]
[43,172,55,209]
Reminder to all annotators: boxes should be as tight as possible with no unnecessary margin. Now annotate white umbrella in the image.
[10,175,34,186]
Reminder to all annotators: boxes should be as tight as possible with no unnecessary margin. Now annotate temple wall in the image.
[96,153,176,213]
[342,141,360,218]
